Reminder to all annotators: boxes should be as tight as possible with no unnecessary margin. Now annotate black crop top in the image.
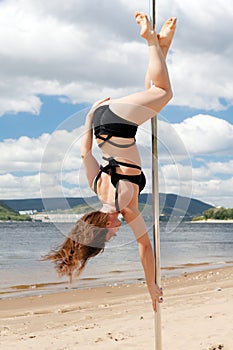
[93,105,138,139]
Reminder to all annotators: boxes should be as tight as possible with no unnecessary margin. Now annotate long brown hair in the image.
[42,211,109,286]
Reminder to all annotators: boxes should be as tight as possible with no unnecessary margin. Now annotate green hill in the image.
[0,202,32,221]
[2,193,214,221]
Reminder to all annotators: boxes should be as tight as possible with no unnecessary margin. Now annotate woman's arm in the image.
[121,205,163,312]
[81,98,110,187]
[137,231,163,312]
[81,110,99,187]
[81,110,95,159]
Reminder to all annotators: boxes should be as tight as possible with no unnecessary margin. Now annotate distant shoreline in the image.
[1,217,233,223]
[192,219,233,223]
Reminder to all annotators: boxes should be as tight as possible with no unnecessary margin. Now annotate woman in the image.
[44,12,176,312]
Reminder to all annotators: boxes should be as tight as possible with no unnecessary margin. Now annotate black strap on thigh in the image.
[115,182,120,212]
[93,170,102,195]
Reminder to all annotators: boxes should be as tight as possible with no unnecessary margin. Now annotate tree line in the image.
[193,207,233,221]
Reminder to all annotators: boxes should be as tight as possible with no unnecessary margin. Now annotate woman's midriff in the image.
[97,136,142,176]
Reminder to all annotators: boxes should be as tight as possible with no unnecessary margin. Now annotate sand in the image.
[1,266,233,350]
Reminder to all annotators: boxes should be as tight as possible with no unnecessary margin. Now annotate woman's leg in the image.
[136,12,171,93]
[145,17,177,89]
[110,13,175,123]
[158,17,177,58]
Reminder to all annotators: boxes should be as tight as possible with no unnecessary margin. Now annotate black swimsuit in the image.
[93,105,138,148]
[93,105,146,212]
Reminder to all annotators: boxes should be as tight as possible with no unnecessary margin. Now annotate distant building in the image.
[19,210,38,215]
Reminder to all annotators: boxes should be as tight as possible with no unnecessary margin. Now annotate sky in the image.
[0,0,233,208]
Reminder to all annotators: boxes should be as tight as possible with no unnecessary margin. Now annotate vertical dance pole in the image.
[150,0,162,349]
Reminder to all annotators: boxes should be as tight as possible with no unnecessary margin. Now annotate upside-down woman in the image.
[44,12,176,311]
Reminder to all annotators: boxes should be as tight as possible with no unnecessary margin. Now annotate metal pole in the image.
[150,0,162,349]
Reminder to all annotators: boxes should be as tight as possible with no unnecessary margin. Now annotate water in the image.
[0,221,233,298]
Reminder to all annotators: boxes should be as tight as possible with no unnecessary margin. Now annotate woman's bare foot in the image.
[135,11,157,43]
[157,17,177,57]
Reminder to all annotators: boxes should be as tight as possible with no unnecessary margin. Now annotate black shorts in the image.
[110,171,146,194]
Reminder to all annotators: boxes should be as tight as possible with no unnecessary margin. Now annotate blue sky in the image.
[0,0,233,208]
[0,96,86,140]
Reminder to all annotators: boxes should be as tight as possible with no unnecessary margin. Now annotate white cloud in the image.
[0,0,233,115]
[138,115,233,161]
[0,0,146,115]
[0,173,41,199]
[170,51,233,110]
[190,177,233,208]
[0,134,49,172]
[164,0,233,110]
[0,126,85,173]
[172,115,233,156]
[207,160,233,175]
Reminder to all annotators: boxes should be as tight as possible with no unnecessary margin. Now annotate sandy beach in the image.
[1,266,233,350]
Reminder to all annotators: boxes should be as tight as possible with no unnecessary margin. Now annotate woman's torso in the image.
[93,102,142,176]
[93,101,145,209]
